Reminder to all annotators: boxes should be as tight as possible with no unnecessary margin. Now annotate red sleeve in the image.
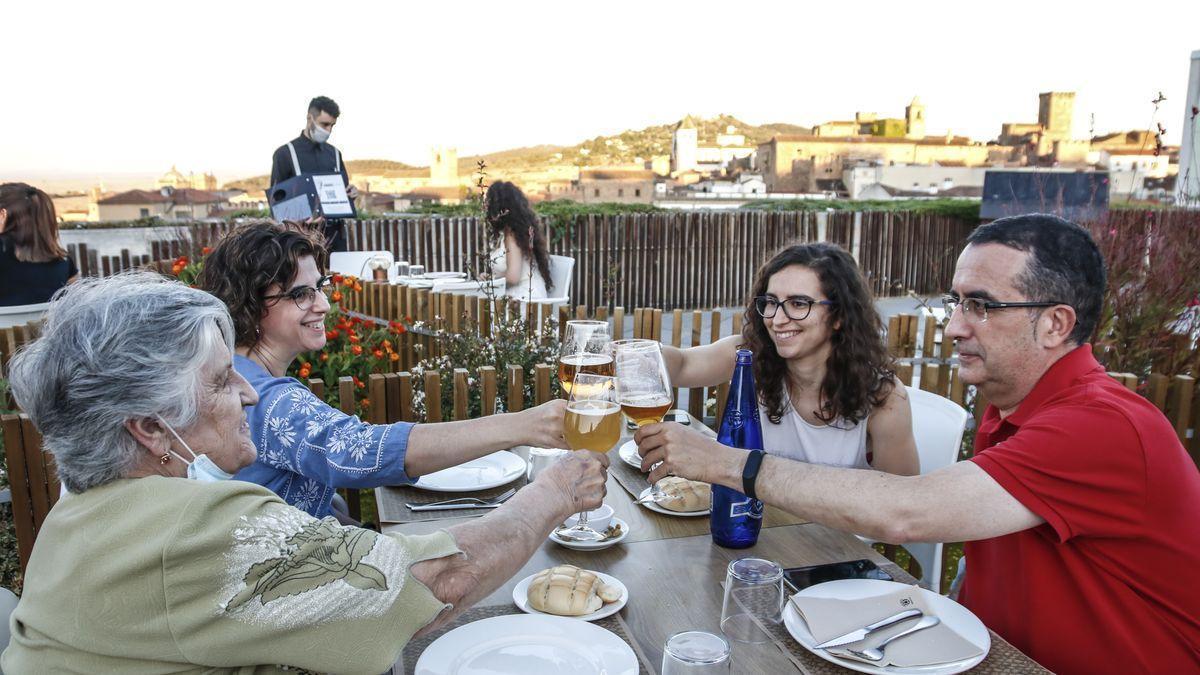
[970,401,1147,542]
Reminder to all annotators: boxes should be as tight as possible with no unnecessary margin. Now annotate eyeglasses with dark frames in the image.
[754,295,835,321]
[941,294,1068,323]
[264,275,333,310]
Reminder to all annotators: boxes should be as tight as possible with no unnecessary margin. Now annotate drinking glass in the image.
[720,557,784,644]
[613,339,674,501]
[558,373,621,541]
[662,631,731,674]
[558,320,613,396]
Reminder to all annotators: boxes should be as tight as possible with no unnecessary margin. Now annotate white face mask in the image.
[156,414,235,483]
[309,122,331,144]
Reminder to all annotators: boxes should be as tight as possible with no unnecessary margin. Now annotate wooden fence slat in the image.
[688,309,704,420]
[398,372,415,422]
[895,362,915,388]
[2,414,36,571]
[922,314,937,359]
[480,366,497,417]
[507,364,525,413]
[384,373,401,423]
[368,374,387,424]
[920,364,940,394]
[949,366,966,407]
[424,370,442,422]
[1147,373,1170,412]
[1167,375,1194,444]
[338,377,355,415]
[307,378,324,398]
[453,368,469,421]
[535,364,554,405]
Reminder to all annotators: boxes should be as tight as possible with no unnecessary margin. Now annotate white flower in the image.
[327,426,357,456]
[306,410,339,439]
[266,417,297,449]
[291,479,323,511]
[345,429,374,462]
[288,389,320,416]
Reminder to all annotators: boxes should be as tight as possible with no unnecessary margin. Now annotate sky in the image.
[3,0,1198,191]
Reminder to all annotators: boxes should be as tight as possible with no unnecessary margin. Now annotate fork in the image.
[844,615,940,662]
[407,488,517,511]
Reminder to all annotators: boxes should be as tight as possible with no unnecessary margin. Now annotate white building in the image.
[692,174,766,195]
[843,163,988,199]
[1098,150,1170,179]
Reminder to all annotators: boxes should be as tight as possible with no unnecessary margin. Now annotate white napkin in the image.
[791,584,984,667]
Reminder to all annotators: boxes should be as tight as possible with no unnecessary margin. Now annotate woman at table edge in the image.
[199,221,569,523]
[2,272,607,673]
[660,242,919,475]
[485,181,553,301]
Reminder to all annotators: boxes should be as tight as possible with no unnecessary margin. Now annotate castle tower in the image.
[905,97,926,140]
[672,115,698,173]
[430,147,458,186]
[1038,92,1075,141]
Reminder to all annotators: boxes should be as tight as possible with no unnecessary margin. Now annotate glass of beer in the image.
[613,340,675,500]
[559,373,621,542]
[559,320,612,396]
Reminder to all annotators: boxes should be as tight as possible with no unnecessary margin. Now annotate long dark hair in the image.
[742,242,894,425]
[0,182,67,263]
[485,181,553,292]
[197,221,327,347]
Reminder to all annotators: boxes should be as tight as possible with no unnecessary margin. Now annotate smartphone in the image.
[783,559,893,592]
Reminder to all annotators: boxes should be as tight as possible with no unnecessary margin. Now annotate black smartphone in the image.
[783,559,893,592]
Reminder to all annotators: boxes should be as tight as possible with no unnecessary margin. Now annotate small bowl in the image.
[562,503,615,531]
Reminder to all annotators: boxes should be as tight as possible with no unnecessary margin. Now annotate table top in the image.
[378,416,1046,673]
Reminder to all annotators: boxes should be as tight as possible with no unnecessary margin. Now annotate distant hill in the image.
[223,116,811,188]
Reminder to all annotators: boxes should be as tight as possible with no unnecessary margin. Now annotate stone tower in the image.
[1038,92,1075,141]
[430,147,458,186]
[672,115,699,173]
[905,97,926,140]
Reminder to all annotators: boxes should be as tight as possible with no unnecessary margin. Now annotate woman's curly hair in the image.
[485,181,554,292]
[197,221,326,348]
[742,242,895,426]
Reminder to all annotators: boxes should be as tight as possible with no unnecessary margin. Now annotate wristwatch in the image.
[742,449,766,500]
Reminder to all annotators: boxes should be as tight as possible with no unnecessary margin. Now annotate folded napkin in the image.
[790,584,984,667]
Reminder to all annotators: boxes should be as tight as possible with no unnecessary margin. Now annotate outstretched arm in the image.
[660,335,741,388]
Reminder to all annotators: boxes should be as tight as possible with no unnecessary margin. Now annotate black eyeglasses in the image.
[754,295,835,321]
[264,276,333,310]
[941,294,1068,323]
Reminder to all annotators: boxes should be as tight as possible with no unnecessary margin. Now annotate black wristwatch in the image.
[742,449,766,500]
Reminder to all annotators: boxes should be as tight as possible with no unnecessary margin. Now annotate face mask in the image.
[309,123,331,144]
[156,414,235,483]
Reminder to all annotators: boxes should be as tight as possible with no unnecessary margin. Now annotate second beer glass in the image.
[559,373,621,541]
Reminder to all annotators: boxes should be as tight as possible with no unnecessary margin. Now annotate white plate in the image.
[782,579,990,675]
[617,440,644,470]
[413,450,527,492]
[637,486,710,517]
[415,613,638,675]
[422,271,468,279]
[550,516,631,551]
[513,570,629,622]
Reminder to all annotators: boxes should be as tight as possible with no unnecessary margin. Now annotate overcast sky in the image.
[3,0,1198,187]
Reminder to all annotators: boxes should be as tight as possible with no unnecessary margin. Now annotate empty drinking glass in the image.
[720,557,784,644]
[661,631,731,674]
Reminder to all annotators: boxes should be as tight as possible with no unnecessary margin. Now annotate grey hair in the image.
[8,271,235,493]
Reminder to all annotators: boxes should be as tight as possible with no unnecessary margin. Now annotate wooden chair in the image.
[1,414,60,573]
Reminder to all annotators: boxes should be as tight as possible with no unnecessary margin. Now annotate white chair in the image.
[0,302,50,329]
[0,587,18,654]
[896,386,969,593]
[541,254,575,305]
[328,251,393,279]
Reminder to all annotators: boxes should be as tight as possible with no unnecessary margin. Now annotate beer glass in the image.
[613,340,673,501]
[559,320,612,396]
[559,373,621,541]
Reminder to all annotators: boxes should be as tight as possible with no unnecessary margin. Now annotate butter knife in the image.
[815,608,923,649]
[407,502,503,512]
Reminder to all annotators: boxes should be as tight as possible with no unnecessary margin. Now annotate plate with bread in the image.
[513,564,629,622]
[638,476,711,516]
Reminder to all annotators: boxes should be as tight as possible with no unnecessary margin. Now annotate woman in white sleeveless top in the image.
[661,243,918,475]
[485,181,552,301]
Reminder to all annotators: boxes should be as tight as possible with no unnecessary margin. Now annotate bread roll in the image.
[654,476,711,512]
[527,564,619,616]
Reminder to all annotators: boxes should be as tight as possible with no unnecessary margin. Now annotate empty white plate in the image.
[412,451,527,492]
[513,570,629,622]
[415,613,638,675]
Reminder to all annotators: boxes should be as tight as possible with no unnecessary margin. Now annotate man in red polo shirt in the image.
[635,214,1200,673]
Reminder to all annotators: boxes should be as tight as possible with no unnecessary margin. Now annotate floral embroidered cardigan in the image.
[234,355,415,517]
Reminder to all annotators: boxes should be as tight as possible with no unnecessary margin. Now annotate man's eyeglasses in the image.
[754,295,835,321]
[941,294,1068,323]
[264,276,333,310]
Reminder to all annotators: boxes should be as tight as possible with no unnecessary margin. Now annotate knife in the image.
[815,608,923,649]
[406,503,503,512]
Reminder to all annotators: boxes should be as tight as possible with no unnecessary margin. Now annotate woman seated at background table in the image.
[661,242,919,474]
[2,272,607,673]
[485,181,553,301]
[0,182,78,307]
[199,222,568,523]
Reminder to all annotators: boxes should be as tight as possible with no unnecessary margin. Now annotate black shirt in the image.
[269,132,351,189]
[0,235,78,306]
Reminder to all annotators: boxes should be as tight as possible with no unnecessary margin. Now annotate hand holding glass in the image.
[558,373,620,541]
[614,340,674,501]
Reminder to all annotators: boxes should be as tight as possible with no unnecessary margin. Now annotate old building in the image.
[95,187,227,221]
[570,168,656,203]
[156,166,218,191]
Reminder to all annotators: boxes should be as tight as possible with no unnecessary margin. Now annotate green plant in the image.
[739,198,981,220]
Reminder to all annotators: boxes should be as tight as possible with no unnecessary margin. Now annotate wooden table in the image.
[378,421,1046,673]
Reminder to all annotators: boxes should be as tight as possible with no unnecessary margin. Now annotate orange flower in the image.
[342,277,355,288]
[201,246,213,255]
[361,398,370,408]
[372,349,384,359]
[381,339,393,350]
[348,335,360,344]
[325,329,339,340]
[390,352,400,362]
[404,315,413,323]
[331,290,344,303]
[319,353,329,362]
[351,345,363,356]
[352,376,365,388]
[331,273,344,284]
[298,367,311,378]
[352,283,363,292]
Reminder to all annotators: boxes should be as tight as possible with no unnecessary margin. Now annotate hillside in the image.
[224,159,416,193]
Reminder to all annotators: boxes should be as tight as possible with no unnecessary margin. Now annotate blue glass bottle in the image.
[710,349,765,548]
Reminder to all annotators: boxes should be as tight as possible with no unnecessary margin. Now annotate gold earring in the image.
[159,453,171,465]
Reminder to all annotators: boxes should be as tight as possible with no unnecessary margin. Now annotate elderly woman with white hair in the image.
[1,272,607,673]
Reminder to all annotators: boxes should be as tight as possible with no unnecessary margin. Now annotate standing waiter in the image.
[270,96,359,251]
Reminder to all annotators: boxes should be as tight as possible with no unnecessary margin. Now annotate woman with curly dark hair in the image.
[485,181,553,300]
[661,242,918,474]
